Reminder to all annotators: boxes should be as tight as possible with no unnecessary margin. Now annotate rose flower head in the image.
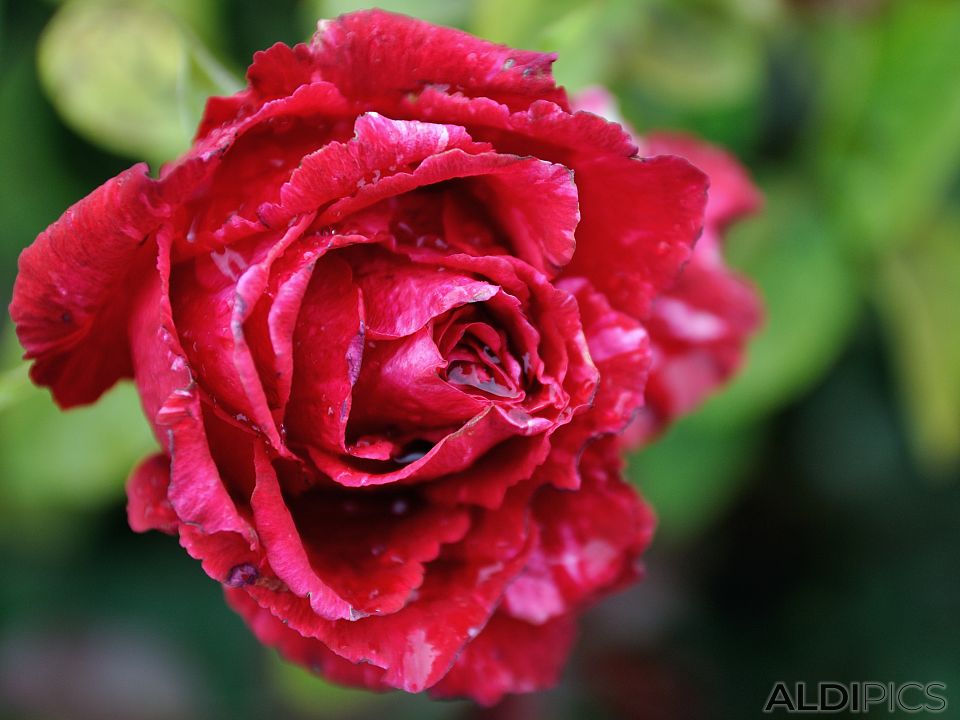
[10,10,760,705]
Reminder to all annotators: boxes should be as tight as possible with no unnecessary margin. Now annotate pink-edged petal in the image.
[347,325,487,435]
[643,132,762,228]
[388,92,709,318]
[561,153,707,320]
[258,113,483,228]
[640,236,762,431]
[225,587,389,691]
[310,10,567,110]
[126,453,178,534]
[558,277,651,436]
[195,42,319,140]
[243,231,374,415]
[128,234,259,582]
[317,150,578,279]
[631,135,763,441]
[530,278,652,492]
[430,611,577,705]
[172,81,357,259]
[354,255,499,339]
[171,214,313,453]
[239,480,537,693]
[284,253,364,452]
[308,403,550,488]
[423,435,552,509]
[570,91,763,440]
[503,439,655,625]
[284,483,472,616]
[399,91,637,161]
[249,444,361,621]
[10,165,164,407]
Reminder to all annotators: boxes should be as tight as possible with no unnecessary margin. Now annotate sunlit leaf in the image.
[37,0,240,166]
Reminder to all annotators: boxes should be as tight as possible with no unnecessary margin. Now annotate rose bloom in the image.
[10,11,759,705]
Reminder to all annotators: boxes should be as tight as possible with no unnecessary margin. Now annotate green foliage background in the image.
[0,1,958,718]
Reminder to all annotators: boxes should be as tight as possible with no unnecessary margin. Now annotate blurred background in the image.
[1,0,958,718]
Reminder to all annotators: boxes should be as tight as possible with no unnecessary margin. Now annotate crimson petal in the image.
[430,611,577,705]
[10,165,164,407]
[310,10,567,110]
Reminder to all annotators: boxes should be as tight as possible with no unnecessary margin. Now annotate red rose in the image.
[10,11,757,705]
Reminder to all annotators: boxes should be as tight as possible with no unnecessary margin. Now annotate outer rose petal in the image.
[632,138,762,439]
[572,90,763,442]
[128,232,260,584]
[126,453,178,534]
[503,439,655,625]
[430,612,577,706]
[236,481,538,694]
[643,132,762,228]
[10,165,163,407]
[310,10,567,110]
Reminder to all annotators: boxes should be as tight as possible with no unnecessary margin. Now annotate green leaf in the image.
[310,0,472,29]
[810,0,960,256]
[37,0,241,166]
[628,416,762,543]
[874,214,960,476]
[0,329,157,547]
[696,175,861,426]
[627,4,764,111]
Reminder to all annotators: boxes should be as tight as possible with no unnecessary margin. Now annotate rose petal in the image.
[643,132,762,228]
[310,10,567,110]
[308,403,549,487]
[353,250,499,339]
[128,231,259,582]
[10,165,164,407]
[240,480,537,693]
[503,439,655,624]
[249,444,369,621]
[631,135,763,441]
[284,253,364,453]
[430,611,577,705]
[258,113,482,228]
[387,91,709,319]
[126,453,178,534]
[347,325,487,435]
[282,481,472,616]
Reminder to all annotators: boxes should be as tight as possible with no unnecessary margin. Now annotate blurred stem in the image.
[184,25,244,96]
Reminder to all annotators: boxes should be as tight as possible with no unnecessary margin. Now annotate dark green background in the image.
[1,1,958,718]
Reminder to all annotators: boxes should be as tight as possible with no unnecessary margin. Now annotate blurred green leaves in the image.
[811,0,960,257]
[0,328,157,552]
[802,0,960,474]
[311,0,472,29]
[875,214,960,475]
[38,0,240,167]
